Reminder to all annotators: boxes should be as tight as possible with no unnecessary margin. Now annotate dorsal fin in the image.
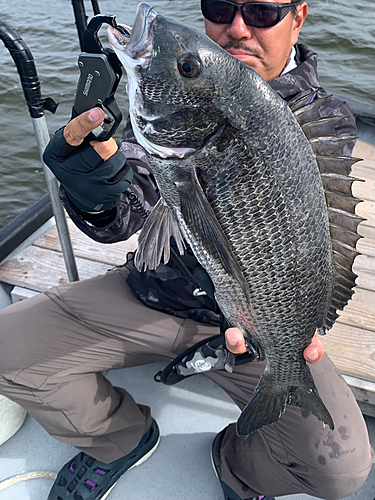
[288,89,327,111]
[302,116,347,139]
[289,93,365,331]
[316,156,362,176]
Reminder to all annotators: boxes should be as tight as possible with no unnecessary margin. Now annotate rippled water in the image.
[0,0,374,229]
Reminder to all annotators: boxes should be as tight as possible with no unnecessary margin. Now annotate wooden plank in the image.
[354,199,374,229]
[335,287,375,331]
[322,322,375,380]
[352,162,375,181]
[353,255,375,291]
[352,177,375,205]
[343,375,375,417]
[34,220,374,288]
[343,374,375,403]
[353,140,375,162]
[352,141,375,190]
[0,245,111,293]
[334,138,375,386]
[351,143,375,227]
[358,223,375,240]
[357,235,375,258]
[34,219,138,266]
[2,248,372,326]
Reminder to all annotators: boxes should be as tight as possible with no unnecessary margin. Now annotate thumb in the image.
[63,108,105,147]
[225,327,247,355]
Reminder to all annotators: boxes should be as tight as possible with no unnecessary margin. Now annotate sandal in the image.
[48,419,160,500]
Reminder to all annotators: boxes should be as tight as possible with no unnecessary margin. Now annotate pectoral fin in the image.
[135,198,186,271]
[178,177,248,294]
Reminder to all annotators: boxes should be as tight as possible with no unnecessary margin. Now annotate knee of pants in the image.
[296,444,374,500]
[307,468,372,500]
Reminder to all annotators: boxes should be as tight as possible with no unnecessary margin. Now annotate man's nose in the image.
[227,10,253,38]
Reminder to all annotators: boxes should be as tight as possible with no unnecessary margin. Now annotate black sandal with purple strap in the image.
[48,419,160,500]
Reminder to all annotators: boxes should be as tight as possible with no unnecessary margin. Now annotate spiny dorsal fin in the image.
[321,173,363,196]
[290,93,365,330]
[294,98,330,125]
[316,156,362,176]
[310,136,358,157]
[330,224,362,249]
[302,116,347,139]
[288,90,328,111]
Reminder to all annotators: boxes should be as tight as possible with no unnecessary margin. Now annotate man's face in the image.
[204,0,308,81]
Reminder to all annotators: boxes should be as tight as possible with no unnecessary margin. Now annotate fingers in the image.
[63,108,118,160]
[63,108,105,147]
[89,138,118,161]
[64,108,105,146]
[303,331,324,364]
[225,327,247,354]
[225,327,324,364]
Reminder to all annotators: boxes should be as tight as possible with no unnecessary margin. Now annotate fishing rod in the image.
[91,0,101,15]
[72,0,102,50]
[0,20,79,282]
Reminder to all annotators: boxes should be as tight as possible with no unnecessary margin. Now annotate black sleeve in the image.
[61,118,159,244]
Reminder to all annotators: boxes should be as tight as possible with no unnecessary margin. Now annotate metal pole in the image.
[32,116,79,282]
[0,20,80,282]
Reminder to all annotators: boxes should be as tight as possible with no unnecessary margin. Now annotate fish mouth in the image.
[108,3,198,160]
[108,2,156,64]
[109,22,132,47]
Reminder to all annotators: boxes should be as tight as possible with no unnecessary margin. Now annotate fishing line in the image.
[0,471,57,492]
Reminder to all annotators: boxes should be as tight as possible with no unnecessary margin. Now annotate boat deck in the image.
[0,139,374,499]
[0,363,373,500]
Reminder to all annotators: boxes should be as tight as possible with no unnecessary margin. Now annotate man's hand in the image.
[43,108,133,213]
[64,108,118,160]
[225,327,324,364]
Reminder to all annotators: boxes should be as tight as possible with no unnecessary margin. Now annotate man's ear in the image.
[292,2,308,45]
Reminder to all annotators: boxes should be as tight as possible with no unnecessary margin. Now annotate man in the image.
[0,1,372,499]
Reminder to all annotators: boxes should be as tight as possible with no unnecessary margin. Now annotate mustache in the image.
[221,41,261,57]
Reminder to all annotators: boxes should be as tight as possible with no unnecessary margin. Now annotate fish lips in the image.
[108,2,156,63]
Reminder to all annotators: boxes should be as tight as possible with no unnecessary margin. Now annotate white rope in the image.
[0,471,57,492]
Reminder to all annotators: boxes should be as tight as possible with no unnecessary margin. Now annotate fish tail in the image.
[236,368,334,439]
[236,371,287,439]
[288,368,334,431]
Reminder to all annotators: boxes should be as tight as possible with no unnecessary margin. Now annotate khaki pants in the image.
[0,265,373,499]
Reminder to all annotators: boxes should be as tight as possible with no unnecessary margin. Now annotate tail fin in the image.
[236,368,334,439]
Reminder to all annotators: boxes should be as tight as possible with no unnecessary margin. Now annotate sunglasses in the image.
[201,0,303,28]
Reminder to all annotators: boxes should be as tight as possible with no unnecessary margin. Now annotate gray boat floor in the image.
[0,362,374,500]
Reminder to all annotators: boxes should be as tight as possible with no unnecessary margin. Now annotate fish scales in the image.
[199,119,331,364]
[107,2,351,437]
[192,79,333,361]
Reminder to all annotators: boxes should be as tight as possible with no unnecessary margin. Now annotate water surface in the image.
[0,0,374,229]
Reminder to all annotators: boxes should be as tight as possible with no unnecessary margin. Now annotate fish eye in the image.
[178,55,200,78]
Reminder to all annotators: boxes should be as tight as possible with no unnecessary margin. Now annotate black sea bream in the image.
[108,2,362,438]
